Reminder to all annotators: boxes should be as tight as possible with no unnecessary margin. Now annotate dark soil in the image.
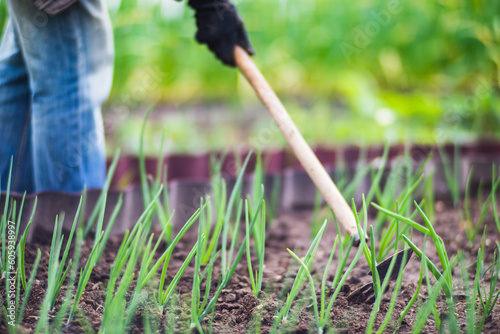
[2,199,500,333]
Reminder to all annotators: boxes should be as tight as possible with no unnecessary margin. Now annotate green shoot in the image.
[369,225,381,303]
[99,189,165,333]
[373,200,453,290]
[286,249,321,328]
[221,152,252,277]
[376,249,410,333]
[157,240,199,311]
[197,188,264,321]
[190,209,219,331]
[49,197,83,309]
[399,236,427,326]
[402,235,452,298]
[271,220,327,331]
[51,227,83,333]
[70,188,161,323]
[459,253,476,334]
[310,189,325,240]
[285,199,367,333]
[203,155,228,264]
[438,144,461,206]
[423,167,436,222]
[137,197,207,291]
[138,106,172,240]
[139,105,154,210]
[358,196,382,302]
[245,197,266,297]
[463,167,500,244]
[414,202,452,288]
[340,147,369,200]
[151,130,171,239]
[18,245,36,303]
[377,204,419,262]
[464,167,474,242]
[0,157,13,277]
[100,223,145,332]
[412,255,459,333]
[41,206,79,311]
[227,198,243,270]
[475,241,500,331]
[376,173,425,260]
[251,151,264,212]
[17,197,38,290]
[365,144,390,205]
[320,235,339,320]
[12,248,41,327]
[366,247,404,333]
[84,149,121,237]
[95,194,124,264]
[68,230,105,323]
[319,235,362,331]
[267,174,281,225]
[155,200,204,313]
[190,207,205,330]
[372,202,431,235]
[35,218,68,333]
[492,165,500,235]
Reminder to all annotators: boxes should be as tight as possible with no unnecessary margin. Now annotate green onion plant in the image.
[438,144,461,207]
[46,204,81,310]
[0,157,14,277]
[2,248,41,334]
[284,199,367,333]
[245,196,266,297]
[83,149,121,238]
[271,220,327,332]
[475,238,500,331]
[492,166,500,235]
[17,197,37,291]
[139,105,172,241]
[196,153,265,321]
[463,166,500,244]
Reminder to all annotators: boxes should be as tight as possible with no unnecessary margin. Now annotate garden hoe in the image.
[233,46,412,297]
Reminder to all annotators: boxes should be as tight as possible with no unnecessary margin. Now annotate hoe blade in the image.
[347,248,413,304]
[372,248,414,281]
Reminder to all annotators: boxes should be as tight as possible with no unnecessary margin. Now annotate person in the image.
[0,0,254,194]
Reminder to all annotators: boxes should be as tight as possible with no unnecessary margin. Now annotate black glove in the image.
[188,0,255,67]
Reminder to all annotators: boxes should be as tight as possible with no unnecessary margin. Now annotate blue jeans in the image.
[0,0,113,194]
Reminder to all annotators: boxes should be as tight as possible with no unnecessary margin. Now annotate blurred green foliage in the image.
[106,0,500,144]
[1,0,499,148]
[104,0,500,98]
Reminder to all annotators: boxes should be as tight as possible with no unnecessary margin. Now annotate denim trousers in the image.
[0,0,113,194]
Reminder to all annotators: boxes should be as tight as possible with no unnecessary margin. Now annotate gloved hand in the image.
[188,0,255,67]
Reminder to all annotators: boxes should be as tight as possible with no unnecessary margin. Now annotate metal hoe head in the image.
[347,248,414,304]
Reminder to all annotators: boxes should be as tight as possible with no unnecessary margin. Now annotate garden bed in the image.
[1,196,500,333]
[1,141,500,333]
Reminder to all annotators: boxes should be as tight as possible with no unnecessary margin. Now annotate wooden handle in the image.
[234,46,359,239]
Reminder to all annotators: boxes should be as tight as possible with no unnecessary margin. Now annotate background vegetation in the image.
[1,0,499,150]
